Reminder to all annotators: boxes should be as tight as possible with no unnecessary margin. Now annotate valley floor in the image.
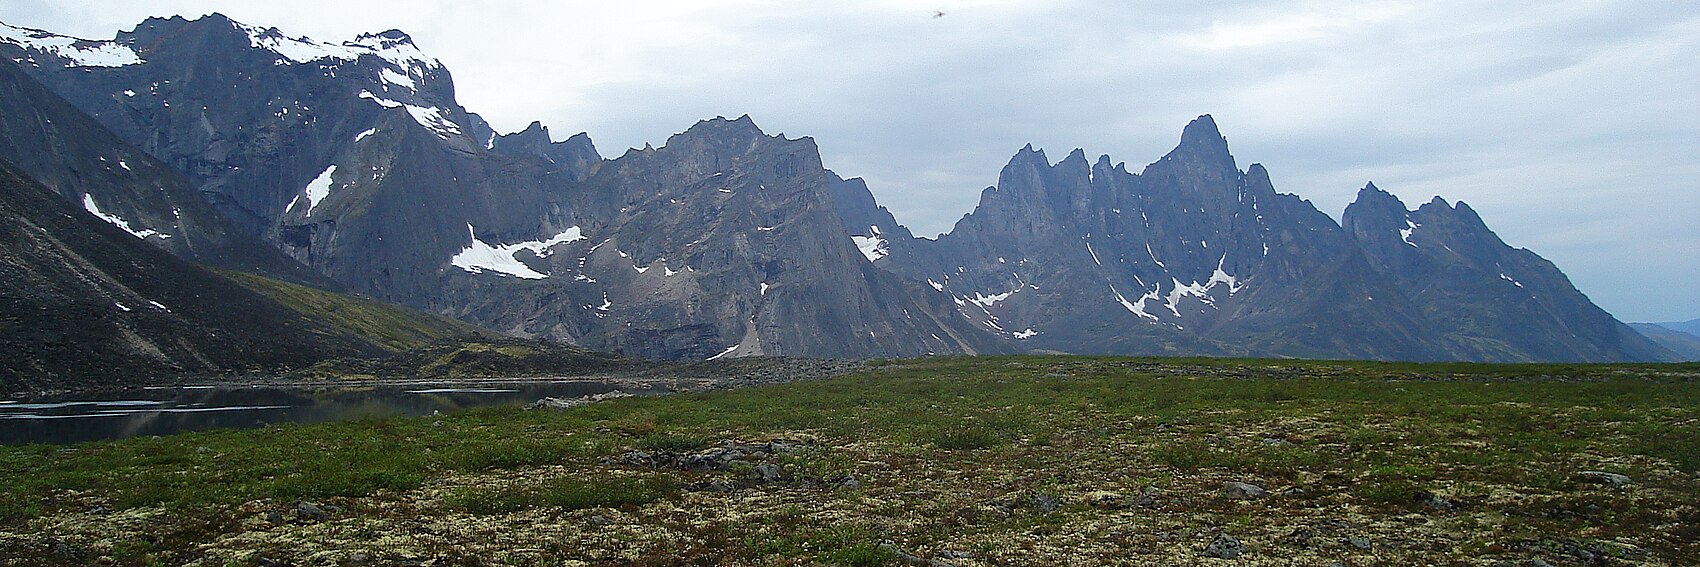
[2,356,1697,565]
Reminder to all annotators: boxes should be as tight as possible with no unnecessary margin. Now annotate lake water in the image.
[0,380,646,445]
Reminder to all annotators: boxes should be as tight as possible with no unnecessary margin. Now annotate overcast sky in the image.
[4,0,1696,322]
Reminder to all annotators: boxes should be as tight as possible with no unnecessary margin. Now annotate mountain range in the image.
[0,13,1679,371]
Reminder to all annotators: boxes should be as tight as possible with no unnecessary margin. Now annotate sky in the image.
[2,0,1696,323]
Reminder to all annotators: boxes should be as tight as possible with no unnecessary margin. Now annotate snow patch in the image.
[81,194,161,239]
[1499,273,1524,288]
[449,224,585,279]
[380,67,415,91]
[0,23,143,67]
[706,344,740,361]
[301,165,337,216]
[357,91,462,140]
[968,290,1014,307]
[851,225,889,262]
[1400,218,1420,246]
[926,279,945,292]
[237,23,363,64]
[235,22,442,71]
[1014,328,1038,339]
[353,128,377,142]
[1139,256,1244,318]
[1110,285,1158,321]
[760,282,770,296]
[403,104,463,140]
[358,90,403,108]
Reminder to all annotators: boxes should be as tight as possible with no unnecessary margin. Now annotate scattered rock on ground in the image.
[1576,470,1632,488]
[1202,533,1247,559]
[1131,487,1161,507]
[824,473,861,489]
[1084,491,1130,509]
[527,390,633,410]
[1416,489,1456,511]
[295,501,334,522]
[1223,481,1269,499]
[1493,560,1554,567]
[880,543,956,566]
[749,463,785,483]
[1032,490,1062,512]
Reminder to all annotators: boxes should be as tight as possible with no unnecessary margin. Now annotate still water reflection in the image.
[0,381,635,445]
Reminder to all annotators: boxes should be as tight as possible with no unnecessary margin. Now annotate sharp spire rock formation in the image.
[0,14,1676,364]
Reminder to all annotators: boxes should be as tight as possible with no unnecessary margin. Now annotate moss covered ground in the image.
[2,356,1696,565]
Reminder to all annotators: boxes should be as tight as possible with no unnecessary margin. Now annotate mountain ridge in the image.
[1,15,1673,363]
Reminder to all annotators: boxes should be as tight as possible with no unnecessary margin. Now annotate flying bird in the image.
[932,10,946,19]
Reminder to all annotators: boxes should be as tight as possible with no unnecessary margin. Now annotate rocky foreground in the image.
[2,357,1697,565]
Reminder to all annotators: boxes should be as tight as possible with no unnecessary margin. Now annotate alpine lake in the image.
[0,379,641,445]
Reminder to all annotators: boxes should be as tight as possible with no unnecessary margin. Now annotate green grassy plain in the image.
[2,356,1696,565]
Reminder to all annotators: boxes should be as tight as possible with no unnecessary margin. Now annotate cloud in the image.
[2,0,1695,321]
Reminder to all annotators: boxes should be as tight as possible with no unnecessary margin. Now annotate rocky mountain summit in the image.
[0,15,1674,363]
[858,116,1668,361]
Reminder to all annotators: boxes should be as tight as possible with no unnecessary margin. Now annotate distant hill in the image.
[1630,322,1700,361]
[1651,318,1700,337]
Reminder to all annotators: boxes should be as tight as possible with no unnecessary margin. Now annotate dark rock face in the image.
[861,116,1670,361]
[1,14,491,235]
[0,160,382,393]
[1343,184,1670,362]
[3,15,1002,360]
[3,15,1671,362]
[0,57,329,286]
[431,117,1007,359]
[868,116,1449,360]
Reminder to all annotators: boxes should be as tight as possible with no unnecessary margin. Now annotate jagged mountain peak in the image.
[355,29,417,46]
[4,15,1669,363]
[498,120,550,145]
[1350,181,1406,208]
[1178,114,1227,148]
[1145,114,1238,181]
[662,114,801,150]
[1004,144,1051,170]
[652,114,826,175]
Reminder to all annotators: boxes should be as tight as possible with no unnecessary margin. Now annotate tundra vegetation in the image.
[1,356,1696,565]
